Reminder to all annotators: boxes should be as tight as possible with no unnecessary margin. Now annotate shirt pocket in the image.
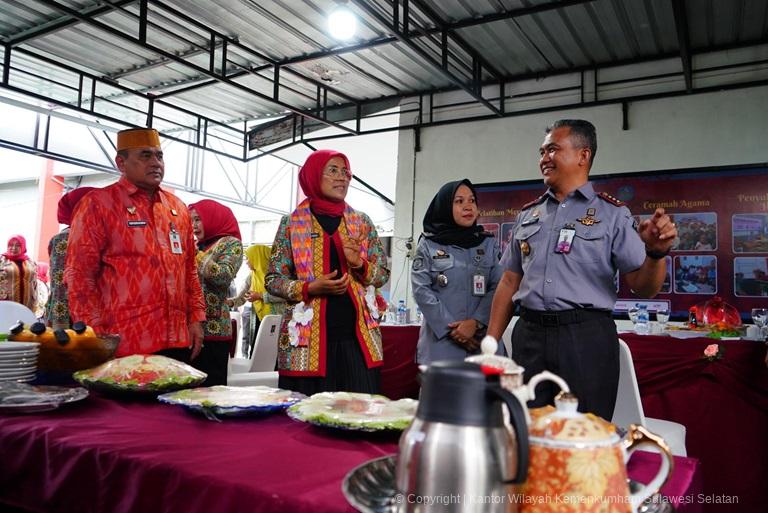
[571,224,607,263]
[428,254,455,287]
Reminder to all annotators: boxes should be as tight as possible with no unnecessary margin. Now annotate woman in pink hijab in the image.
[187,199,243,386]
[0,235,38,311]
[264,149,390,396]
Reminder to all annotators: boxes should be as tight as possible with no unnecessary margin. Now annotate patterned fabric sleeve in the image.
[265,215,305,302]
[198,236,242,339]
[199,237,243,289]
[354,212,390,288]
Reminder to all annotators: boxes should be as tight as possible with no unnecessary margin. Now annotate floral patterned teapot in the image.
[521,392,674,513]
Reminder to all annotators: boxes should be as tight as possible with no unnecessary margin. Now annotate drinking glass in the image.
[656,305,670,332]
[752,308,768,340]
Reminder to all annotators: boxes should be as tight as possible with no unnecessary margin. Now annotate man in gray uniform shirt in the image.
[486,119,677,420]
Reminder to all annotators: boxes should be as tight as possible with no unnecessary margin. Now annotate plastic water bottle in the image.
[635,304,650,335]
[396,300,407,325]
[415,306,423,324]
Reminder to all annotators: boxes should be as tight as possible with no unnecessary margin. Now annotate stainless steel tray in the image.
[342,455,674,513]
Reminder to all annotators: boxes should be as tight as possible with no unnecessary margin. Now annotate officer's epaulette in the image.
[597,192,625,207]
[521,193,547,210]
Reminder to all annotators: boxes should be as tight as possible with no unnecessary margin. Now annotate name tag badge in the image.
[472,273,486,296]
[169,231,183,254]
[127,220,147,227]
[555,227,576,254]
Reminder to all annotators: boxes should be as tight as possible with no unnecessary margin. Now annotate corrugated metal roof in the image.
[0,0,766,159]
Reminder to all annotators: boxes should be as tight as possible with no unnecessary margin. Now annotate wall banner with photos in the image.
[475,165,768,318]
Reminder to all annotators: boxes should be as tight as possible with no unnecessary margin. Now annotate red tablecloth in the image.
[380,324,420,400]
[622,334,768,513]
[0,394,701,513]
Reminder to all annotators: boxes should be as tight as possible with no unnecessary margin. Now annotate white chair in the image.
[501,317,517,357]
[0,301,37,334]
[227,314,281,387]
[613,339,687,456]
[229,310,244,359]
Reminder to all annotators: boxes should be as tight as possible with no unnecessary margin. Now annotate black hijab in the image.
[422,179,491,249]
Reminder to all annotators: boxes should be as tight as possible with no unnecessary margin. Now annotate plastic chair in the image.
[227,314,281,387]
[0,301,37,334]
[501,317,517,357]
[613,338,687,456]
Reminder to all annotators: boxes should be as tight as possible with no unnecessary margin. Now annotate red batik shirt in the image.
[65,177,206,356]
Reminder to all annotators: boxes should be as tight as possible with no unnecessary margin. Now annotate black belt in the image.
[519,307,612,327]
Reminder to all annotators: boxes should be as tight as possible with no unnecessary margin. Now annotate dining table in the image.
[379,323,421,400]
[0,392,702,513]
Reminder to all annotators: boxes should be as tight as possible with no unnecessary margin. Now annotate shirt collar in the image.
[118,175,163,198]
[545,182,595,202]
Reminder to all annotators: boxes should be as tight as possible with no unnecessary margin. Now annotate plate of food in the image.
[73,354,206,395]
[0,382,89,413]
[158,385,305,419]
[287,392,417,432]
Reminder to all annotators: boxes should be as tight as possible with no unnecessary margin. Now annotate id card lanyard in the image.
[555,223,576,254]
[169,222,183,254]
[472,250,486,296]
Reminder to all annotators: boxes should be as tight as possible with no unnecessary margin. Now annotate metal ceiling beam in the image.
[106,40,224,79]
[147,0,360,105]
[248,77,768,162]
[352,0,503,116]
[36,0,357,135]
[671,0,693,92]
[250,0,597,72]
[5,0,136,46]
[129,0,596,109]
[409,0,503,78]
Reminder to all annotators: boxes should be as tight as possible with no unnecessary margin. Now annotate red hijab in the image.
[58,187,96,225]
[188,199,242,249]
[298,149,351,217]
[3,235,29,262]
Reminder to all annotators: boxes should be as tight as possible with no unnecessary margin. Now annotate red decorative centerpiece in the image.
[690,297,744,338]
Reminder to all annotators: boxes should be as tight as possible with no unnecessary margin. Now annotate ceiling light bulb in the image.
[328,7,357,41]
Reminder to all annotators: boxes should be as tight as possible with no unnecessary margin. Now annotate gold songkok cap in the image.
[117,128,161,151]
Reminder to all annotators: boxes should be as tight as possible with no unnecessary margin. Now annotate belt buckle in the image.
[541,313,559,327]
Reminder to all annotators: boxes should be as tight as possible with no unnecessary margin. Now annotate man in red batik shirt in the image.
[65,128,206,359]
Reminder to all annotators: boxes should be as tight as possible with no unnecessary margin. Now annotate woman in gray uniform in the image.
[411,179,504,364]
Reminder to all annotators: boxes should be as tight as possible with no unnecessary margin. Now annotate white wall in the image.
[390,85,768,307]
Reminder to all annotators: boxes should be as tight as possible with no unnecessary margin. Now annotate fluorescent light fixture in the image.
[328,7,357,41]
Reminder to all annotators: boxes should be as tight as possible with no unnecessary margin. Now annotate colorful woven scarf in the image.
[289,199,378,348]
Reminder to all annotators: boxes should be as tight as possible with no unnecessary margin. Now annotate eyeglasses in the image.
[322,166,352,180]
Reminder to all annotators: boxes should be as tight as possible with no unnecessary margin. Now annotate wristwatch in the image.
[645,248,670,260]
